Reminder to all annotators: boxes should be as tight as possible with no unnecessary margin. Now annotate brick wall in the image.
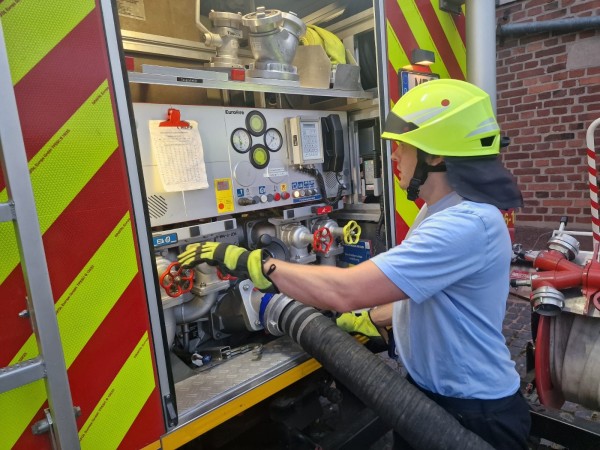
[496,0,600,229]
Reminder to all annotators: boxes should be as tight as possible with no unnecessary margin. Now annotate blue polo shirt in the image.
[371,194,520,399]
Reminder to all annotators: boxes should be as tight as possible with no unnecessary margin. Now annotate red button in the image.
[282,192,290,200]
[230,68,245,81]
[218,203,224,210]
[274,193,281,201]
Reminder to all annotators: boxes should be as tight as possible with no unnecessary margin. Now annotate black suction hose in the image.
[276,300,493,450]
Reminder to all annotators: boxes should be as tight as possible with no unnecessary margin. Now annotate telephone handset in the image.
[321,114,344,173]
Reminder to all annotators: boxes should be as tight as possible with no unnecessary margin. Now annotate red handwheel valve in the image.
[159,261,194,298]
[313,227,333,253]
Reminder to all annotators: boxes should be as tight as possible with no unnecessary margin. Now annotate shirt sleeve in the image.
[370,208,487,303]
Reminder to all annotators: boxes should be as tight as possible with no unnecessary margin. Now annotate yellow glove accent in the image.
[336,311,380,337]
[247,249,272,291]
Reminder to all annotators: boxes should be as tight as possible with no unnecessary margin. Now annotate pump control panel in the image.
[133,104,349,227]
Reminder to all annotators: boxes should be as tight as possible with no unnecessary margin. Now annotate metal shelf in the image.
[127,71,376,99]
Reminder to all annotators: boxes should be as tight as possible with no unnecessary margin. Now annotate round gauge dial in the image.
[249,144,270,169]
[231,127,252,153]
[264,128,283,152]
[246,110,267,136]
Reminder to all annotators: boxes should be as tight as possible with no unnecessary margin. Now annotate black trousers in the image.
[393,376,531,450]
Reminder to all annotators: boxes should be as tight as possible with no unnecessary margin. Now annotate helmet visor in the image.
[381,112,418,140]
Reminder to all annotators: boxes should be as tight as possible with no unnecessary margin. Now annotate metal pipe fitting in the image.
[498,17,600,37]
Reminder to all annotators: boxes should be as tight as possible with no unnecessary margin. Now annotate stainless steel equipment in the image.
[242,7,306,82]
[195,1,245,68]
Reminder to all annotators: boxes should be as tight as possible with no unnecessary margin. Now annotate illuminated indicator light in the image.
[254,148,267,164]
[250,144,270,169]
[293,191,300,198]
[274,193,281,201]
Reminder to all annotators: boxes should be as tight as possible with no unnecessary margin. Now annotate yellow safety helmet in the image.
[382,79,523,209]
[381,79,500,157]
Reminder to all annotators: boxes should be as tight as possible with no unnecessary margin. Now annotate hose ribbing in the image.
[279,301,493,450]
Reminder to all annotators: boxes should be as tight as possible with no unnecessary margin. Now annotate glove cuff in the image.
[247,249,274,291]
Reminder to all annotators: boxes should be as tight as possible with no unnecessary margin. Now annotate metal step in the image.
[0,357,45,394]
[0,200,14,222]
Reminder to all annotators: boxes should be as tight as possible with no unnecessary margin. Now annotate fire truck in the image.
[1,1,599,449]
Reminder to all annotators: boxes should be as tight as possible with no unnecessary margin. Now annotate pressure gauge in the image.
[231,127,252,153]
[249,144,270,169]
[264,128,283,152]
[246,110,267,136]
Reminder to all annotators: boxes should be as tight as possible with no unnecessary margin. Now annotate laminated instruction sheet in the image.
[149,120,209,192]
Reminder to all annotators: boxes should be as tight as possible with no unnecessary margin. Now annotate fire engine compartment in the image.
[122,0,600,445]
[4,0,600,448]
[133,100,381,428]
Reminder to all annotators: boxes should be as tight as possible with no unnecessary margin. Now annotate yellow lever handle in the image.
[343,220,361,245]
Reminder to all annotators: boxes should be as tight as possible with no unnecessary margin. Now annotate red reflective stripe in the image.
[385,1,419,67]
[67,282,156,429]
[0,10,110,192]
[419,2,465,80]
[454,14,466,46]
[0,152,130,365]
[395,211,410,244]
[119,395,166,450]
[387,60,400,103]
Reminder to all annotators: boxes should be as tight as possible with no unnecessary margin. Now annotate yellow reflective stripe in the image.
[0,80,117,286]
[394,176,420,228]
[398,0,450,79]
[1,213,138,448]
[0,380,45,450]
[79,333,155,449]
[1,0,95,84]
[386,20,409,73]
[429,0,466,78]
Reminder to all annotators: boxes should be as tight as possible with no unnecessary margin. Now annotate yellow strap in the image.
[0,80,118,286]
[1,0,95,85]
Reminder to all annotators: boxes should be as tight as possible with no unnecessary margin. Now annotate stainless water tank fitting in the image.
[195,1,245,68]
[242,7,306,82]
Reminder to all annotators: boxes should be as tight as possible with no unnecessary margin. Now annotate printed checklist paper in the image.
[149,120,209,192]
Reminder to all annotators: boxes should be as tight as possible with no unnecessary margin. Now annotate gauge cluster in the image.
[229,110,283,170]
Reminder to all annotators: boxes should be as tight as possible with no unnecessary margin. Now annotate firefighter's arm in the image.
[263,258,407,312]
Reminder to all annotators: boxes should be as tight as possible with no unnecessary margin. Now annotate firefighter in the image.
[179,79,530,449]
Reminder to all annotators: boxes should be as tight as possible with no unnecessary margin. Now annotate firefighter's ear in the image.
[427,155,444,166]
